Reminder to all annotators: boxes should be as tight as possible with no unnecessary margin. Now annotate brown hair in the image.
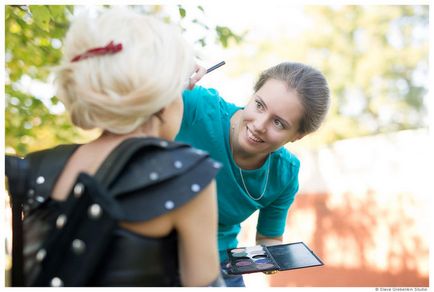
[254,62,330,135]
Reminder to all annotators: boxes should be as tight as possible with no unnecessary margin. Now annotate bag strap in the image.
[26,144,80,203]
[94,137,175,190]
[32,173,121,287]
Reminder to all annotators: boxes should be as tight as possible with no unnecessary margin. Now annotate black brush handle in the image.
[206,61,226,74]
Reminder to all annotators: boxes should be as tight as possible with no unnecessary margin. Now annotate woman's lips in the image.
[246,126,264,143]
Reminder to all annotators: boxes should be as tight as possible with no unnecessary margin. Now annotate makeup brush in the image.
[206,61,226,74]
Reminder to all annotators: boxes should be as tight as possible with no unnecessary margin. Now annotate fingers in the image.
[188,64,207,90]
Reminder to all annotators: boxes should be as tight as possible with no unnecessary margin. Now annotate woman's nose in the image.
[253,116,267,133]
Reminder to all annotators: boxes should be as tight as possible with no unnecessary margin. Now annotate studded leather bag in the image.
[6,137,221,286]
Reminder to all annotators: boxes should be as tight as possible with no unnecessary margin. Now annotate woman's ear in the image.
[154,108,165,123]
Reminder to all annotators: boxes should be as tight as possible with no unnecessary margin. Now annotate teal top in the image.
[176,86,300,262]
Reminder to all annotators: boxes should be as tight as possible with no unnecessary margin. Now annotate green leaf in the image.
[179,7,186,18]
[29,5,51,32]
[215,25,243,48]
[65,5,74,14]
[48,5,65,21]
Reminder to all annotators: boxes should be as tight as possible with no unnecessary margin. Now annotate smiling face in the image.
[234,78,305,158]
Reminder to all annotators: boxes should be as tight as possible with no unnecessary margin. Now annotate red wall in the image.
[268,191,429,287]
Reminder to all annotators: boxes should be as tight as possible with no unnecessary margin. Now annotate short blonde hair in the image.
[55,8,195,134]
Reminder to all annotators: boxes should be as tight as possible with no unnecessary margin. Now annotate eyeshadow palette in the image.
[226,242,323,274]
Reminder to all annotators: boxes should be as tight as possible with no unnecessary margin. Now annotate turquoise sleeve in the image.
[256,174,299,237]
[181,86,220,127]
[181,86,202,128]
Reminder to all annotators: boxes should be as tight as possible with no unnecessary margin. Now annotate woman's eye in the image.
[255,100,263,110]
[274,119,284,129]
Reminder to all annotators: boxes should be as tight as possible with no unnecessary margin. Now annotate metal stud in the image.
[27,189,35,197]
[88,204,102,219]
[164,200,175,210]
[50,277,64,287]
[36,176,45,184]
[56,214,67,229]
[36,249,47,262]
[174,161,183,169]
[73,183,85,198]
[213,162,221,169]
[36,196,45,203]
[194,149,205,155]
[71,239,86,255]
[160,141,169,147]
[191,184,201,192]
[149,172,159,181]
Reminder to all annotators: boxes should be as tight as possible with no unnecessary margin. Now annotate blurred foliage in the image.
[5,5,81,156]
[5,5,243,156]
[226,5,428,148]
[5,5,428,155]
[303,5,429,145]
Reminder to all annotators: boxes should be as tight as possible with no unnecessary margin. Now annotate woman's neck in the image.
[234,151,268,170]
[98,119,162,142]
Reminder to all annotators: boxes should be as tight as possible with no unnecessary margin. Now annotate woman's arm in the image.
[256,232,283,246]
[172,180,221,286]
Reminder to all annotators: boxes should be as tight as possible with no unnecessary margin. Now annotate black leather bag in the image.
[5,138,187,286]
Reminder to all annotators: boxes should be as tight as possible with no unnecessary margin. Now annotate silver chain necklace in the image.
[231,124,270,201]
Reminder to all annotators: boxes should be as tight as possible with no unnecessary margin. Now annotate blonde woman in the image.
[19,8,224,287]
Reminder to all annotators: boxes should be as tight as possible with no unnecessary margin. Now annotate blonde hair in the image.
[55,8,195,134]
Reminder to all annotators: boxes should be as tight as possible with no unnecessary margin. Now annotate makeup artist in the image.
[178,62,330,286]
[16,8,225,287]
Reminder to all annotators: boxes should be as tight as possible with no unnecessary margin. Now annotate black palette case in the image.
[226,242,323,274]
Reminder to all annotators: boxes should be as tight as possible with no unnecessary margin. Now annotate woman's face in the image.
[237,78,304,156]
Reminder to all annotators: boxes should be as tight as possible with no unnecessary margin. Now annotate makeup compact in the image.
[226,242,323,274]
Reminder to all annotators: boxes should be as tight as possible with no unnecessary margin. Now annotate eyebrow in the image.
[255,94,292,128]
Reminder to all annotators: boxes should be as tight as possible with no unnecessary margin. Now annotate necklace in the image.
[230,123,270,201]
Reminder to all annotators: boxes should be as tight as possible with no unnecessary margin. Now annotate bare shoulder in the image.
[172,180,217,225]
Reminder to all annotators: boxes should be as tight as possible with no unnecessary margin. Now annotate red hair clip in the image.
[71,41,123,62]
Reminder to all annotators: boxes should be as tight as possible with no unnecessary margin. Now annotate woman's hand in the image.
[188,63,207,90]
